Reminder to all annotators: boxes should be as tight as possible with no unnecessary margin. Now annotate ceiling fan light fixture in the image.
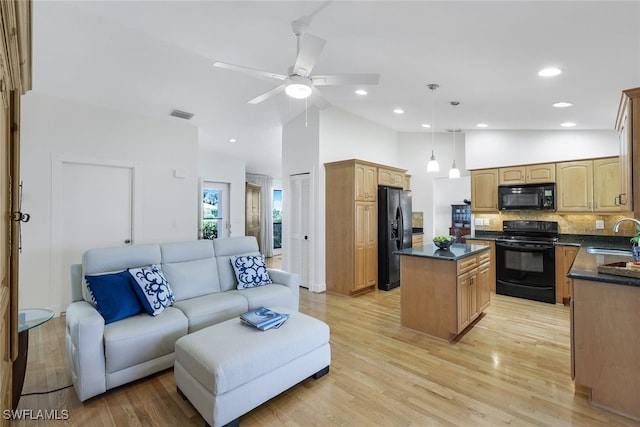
[285,81,312,99]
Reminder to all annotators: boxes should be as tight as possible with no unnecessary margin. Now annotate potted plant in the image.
[631,225,640,262]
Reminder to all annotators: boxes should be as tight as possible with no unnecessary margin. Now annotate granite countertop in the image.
[568,247,640,287]
[395,243,489,261]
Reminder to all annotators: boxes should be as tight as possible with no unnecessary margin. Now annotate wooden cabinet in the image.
[465,238,496,292]
[615,87,639,216]
[378,166,405,189]
[471,169,499,212]
[355,163,377,201]
[556,157,627,212]
[499,163,556,184]
[403,174,411,191]
[477,250,491,312]
[245,182,261,252]
[411,233,423,247]
[355,202,377,291]
[572,278,640,419]
[555,245,578,304]
[325,160,379,295]
[400,249,491,341]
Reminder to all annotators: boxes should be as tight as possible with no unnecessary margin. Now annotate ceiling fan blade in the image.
[312,73,380,86]
[293,34,326,77]
[311,86,332,109]
[213,61,288,81]
[247,84,287,104]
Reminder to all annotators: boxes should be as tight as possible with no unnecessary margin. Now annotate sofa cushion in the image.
[82,244,161,302]
[213,237,260,292]
[172,293,248,333]
[103,307,188,374]
[228,284,293,311]
[85,271,143,324]
[128,265,175,316]
[230,255,272,289]
[161,240,221,300]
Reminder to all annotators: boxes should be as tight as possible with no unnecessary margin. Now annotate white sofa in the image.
[65,236,299,402]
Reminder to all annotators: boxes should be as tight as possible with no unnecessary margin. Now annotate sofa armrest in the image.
[268,268,300,311]
[65,301,107,401]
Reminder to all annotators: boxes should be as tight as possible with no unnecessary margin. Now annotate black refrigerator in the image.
[378,186,412,291]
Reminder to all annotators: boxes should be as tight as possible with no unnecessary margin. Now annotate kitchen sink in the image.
[586,246,633,256]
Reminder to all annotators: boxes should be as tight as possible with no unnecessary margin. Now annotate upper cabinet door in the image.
[499,166,526,184]
[499,163,555,184]
[593,157,625,212]
[556,160,593,212]
[355,163,377,201]
[471,169,498,212]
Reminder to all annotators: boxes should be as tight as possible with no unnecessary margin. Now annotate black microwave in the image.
[498,183,556,211]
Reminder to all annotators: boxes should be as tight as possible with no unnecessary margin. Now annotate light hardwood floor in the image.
[15,286,638,426]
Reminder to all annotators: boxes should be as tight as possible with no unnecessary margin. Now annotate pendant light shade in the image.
[426,84,440,173]
[449,101,460,179]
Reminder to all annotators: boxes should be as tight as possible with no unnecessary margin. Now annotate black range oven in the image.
[495,220,558,304]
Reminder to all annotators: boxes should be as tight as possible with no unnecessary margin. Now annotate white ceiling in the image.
[33,1,640,178]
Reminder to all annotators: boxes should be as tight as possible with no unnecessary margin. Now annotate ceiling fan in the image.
[213,19,379,108]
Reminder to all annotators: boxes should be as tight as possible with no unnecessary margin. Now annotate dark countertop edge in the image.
[395,243,489,261]
[568,246,640,287]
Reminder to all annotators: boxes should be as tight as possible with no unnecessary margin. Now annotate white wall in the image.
[433,176,471,237]
[197,145,246,237]
[465,130,619,169]
[19,92,199,313]
[282,106,398,293]
[398,132,469,238]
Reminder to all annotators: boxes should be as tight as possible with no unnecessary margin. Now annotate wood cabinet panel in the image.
[499,163,555,185]
[593,157,624,211]
[616,87,639,216]
[556,160,593,211]
[378,167,405,189]
[465,238,496,292]
[411,234,423,247]
[477,261,491,312]
[555,245,578,304]
[355,163,377,201]
[471,169,498,212]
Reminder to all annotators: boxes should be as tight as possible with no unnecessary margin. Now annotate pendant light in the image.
[426,83,440,172]
[449,101,461,179]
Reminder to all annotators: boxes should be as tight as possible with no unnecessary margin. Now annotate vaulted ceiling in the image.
[33,1,640,178]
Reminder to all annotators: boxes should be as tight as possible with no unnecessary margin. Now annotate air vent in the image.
[169,109,194,120]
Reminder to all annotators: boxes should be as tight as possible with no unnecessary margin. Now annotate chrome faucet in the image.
[612,217,640,232]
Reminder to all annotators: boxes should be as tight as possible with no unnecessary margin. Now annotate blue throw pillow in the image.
[85,271,144,324]
[230,255,272,289]
[128,264,175,316]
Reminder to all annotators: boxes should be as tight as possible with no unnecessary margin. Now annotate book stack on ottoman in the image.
[174,308,330,427]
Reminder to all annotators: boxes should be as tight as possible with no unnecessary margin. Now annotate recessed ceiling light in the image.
[476,123,489,128]
[561,122,576,128]
[553,101,573,108]
[393,108,404,114]
[538,67,562,77]
[421,123,431,128]
[355,89,368,96]
[228,138,237,143]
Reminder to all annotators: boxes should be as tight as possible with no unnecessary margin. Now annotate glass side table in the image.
[13,308,55,410]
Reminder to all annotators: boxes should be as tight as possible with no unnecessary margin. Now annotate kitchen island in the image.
[395,243,491,342]
[568,247,640,420]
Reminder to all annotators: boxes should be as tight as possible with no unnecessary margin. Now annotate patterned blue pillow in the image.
[230,255,272,289]
[128,264,175,316]
[85,271,144,324]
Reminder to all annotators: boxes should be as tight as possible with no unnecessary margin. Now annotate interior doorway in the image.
[289,173,312,288]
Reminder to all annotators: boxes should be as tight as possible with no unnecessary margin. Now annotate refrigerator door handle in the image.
[397,205,404,250]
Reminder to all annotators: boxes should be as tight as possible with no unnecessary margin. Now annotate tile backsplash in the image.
[412,212,424,228]
[472,211,639,236]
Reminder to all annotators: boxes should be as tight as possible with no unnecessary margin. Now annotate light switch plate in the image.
[474,218,484,226]
[483,218,491,226]
[595,220,604,230]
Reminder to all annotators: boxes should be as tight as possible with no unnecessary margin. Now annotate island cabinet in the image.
[399,246,491,342]
[464,238,496,292]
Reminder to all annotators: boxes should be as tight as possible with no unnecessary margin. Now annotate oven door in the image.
[495,239,556,303]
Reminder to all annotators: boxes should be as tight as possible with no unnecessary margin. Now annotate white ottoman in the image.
[174,309,331,427]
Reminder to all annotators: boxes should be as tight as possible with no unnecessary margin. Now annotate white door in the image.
[200,181,230,239]
[289,173,311,288]
[60,162,133,311]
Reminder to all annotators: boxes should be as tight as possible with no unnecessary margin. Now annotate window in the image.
[273,189,282,249]
[201,182,230,240]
